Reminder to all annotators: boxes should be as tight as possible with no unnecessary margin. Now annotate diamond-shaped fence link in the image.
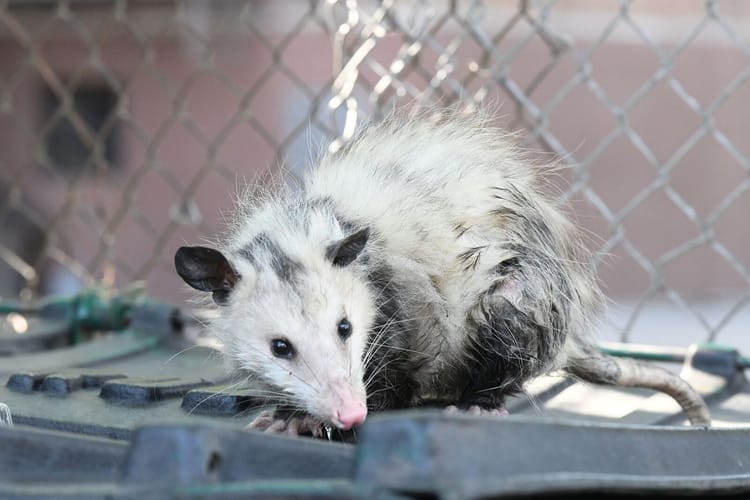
[0,0,748,346]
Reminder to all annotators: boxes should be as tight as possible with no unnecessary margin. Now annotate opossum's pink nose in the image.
[335,402,367,430]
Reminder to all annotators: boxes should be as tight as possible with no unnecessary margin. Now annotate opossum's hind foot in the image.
[566,352,711,427]
[445,405,509,417]
[245,410,325,438]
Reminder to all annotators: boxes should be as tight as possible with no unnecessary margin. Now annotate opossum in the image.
[174,110,710,436]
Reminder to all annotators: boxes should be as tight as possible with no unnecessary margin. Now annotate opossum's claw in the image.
[246,412,325,438]
[286,417,301,436]
[444,405,509,417]
[265,419,287,433]
[307,418,324,438]
[245,410,275,431]
[467,405,509,417]
[287,415,324,437]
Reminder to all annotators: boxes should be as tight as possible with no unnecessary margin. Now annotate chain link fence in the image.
[0,0,748,346]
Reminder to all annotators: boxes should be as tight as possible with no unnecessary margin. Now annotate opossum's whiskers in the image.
[237,344,320,395]
[163,344,206,365]
[362,320,392,369]
[363,356,403,391]
[364,372,399,396]
[229,373,301,408]
[244,388,296,400]
[365,326,437,366]
[362,328,397,374]
[185,380,246,415]
[366,384,401,410]
[363,352,401,383]
[361,311,440,382]
[362,328,398,379]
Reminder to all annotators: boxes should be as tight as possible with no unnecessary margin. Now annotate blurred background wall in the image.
[0,0,748,347]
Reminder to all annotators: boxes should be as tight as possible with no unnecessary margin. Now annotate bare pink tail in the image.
[566,354,711,426]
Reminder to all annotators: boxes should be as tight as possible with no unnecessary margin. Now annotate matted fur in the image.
[179,109,709,430]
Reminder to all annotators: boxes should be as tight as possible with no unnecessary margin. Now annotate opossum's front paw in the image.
[245,410,324,438]
[245,410,275,431]
[445,405,509,417]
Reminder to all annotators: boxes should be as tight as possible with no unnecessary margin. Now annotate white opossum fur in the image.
[175,109,710,434]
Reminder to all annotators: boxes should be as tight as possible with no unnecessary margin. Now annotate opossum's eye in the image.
[270,338,295,359]
[337,318,351,340]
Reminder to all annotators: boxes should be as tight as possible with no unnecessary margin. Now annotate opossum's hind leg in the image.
[456,292,557,410]
[565,351,711,426]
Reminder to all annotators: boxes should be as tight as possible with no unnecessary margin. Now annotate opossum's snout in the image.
[319,380,368,430]
[332,398,368,430]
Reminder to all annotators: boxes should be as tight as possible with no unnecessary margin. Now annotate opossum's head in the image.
[174,228,373,431]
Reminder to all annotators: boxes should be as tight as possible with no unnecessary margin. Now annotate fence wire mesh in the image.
[0,0,748,346]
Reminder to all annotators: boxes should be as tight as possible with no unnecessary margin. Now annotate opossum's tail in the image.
[565,353,711,427]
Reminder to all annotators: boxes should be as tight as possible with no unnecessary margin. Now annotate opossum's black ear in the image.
[175,246,238,305]
[326,228,369,267]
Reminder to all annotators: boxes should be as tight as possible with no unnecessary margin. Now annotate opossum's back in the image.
[306,118,535,260]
